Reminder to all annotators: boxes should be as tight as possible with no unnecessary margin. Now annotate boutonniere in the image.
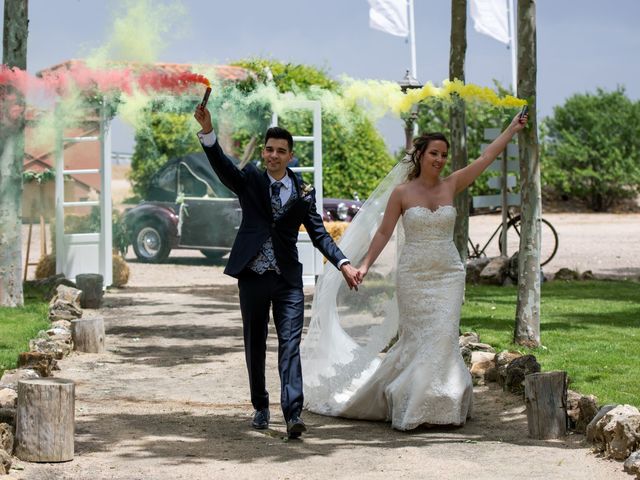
[300,183,314,198]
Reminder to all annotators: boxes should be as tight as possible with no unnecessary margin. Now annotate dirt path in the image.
[19,258,631,480]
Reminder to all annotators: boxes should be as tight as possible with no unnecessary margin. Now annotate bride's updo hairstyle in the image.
[406,132,450,180]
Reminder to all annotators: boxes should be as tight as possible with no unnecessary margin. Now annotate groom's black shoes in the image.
[286,415,307,439]
[251,408,270,429]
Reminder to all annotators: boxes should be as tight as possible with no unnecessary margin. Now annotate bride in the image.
[300,111,528,430]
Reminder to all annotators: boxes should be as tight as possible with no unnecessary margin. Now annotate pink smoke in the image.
[0,63,210,98]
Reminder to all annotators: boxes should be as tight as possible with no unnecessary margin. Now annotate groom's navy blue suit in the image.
[201,139,347,421]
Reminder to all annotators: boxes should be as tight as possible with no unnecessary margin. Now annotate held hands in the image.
[340,263,362,291]
[354,265,369,285]
[343,265,369,290]
[194,105,214,134]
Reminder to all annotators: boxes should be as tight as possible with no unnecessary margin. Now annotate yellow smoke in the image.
[342,77,526,118]
[88,0,186,67]
[85,0,188,128]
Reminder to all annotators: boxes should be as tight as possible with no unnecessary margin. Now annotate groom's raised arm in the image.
[194,105,245,195]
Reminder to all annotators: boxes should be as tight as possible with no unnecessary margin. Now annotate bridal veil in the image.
[301,161,410,414]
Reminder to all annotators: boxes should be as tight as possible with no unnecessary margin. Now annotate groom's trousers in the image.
[237,270,305,422]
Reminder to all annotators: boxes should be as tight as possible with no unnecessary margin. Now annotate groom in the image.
[194,105,360,438]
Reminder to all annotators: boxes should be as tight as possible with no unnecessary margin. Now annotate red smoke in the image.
[0,63,211,97]
[137,70,211,93]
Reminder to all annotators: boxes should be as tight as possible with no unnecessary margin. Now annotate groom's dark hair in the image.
[265,126,293,152]
[407,132,450,180]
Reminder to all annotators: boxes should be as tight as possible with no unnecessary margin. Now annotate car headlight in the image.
[336,202,348,220]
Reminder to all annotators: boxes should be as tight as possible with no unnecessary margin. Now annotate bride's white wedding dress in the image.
[301,164,473,430]
[337,205,473,429]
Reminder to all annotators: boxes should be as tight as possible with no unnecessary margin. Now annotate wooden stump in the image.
[15,378,75,462]
[524,371,568,439]
[76,273,104,308]
[71,317,105,353]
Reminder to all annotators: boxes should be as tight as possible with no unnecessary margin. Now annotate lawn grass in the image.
[461,280,640,406]
[0,295,49,379]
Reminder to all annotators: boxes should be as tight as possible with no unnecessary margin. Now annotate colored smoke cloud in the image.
[1,0,526,155]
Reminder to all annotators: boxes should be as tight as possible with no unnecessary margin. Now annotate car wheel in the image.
[200,250,226,261]
[132,221,171,262]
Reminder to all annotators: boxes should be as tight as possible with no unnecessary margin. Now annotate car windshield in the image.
[179,163,210,197]
[148,164,178,202]
[148,152,236,201]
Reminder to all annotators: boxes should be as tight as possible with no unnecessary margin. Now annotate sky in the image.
[2,0,639,153]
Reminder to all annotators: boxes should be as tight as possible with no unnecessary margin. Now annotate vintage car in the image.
[124,153,362,262]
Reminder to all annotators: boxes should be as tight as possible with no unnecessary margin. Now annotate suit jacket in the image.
[202,140,347,288]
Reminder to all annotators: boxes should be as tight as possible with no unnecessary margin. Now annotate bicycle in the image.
[467,208,559,266]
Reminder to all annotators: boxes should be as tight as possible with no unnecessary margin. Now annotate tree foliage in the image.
[234,58,394,198]
[130,112,201,198]
[278,109,393,198]
[541,88,640,211]
[233,58,339,93]
[129,58,396,200]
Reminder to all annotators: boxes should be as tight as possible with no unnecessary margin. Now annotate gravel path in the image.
[20,279,629,480]
[16,213,638,479]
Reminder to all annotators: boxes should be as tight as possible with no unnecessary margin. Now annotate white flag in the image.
[368,0,408,37]
[470,0,509,45]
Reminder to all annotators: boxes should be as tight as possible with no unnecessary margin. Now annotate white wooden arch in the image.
[55,101,113,286]
[270,100,323,286]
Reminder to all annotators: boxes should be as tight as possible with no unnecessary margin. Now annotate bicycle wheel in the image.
[499,215,559,266]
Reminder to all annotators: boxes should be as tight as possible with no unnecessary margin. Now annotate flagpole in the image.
[408,0,417,80]
[507,0,517,93]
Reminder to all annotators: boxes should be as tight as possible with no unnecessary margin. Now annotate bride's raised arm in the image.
[356,186,404,281]
[449,112,528,194]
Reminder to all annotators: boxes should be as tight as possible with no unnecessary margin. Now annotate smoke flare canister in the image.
[201,87,212,108]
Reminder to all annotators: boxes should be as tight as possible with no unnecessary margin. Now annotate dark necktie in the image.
[271,181,283,214]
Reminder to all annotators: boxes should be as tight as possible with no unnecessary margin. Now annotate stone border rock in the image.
[462,331,640,477]
[0,282,84,475]
[466,256,597,286]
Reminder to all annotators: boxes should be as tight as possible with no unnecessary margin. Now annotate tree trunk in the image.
[514,0,541,347]
[449,0,469,261]
[1,0,29,307]
[524,371,567,439]
[71,317,106,353]
[15,378,75,462]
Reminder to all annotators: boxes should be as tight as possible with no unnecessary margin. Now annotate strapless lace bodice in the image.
[400,205,463,276]
[402,205,457,243]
